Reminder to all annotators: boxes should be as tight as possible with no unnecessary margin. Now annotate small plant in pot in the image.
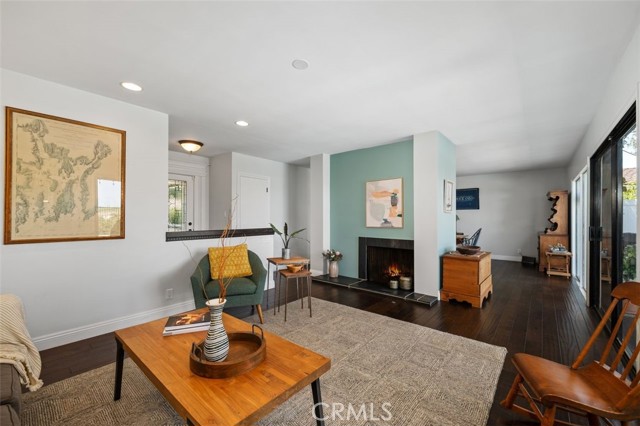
[270,222,307,259]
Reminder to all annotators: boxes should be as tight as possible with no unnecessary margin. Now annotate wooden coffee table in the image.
[113,309,331,425]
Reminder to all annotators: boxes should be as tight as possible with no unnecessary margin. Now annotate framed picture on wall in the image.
[444,180,454,213]
[365,178,403,228]
[4,107,126,244]
[457,188,480,210]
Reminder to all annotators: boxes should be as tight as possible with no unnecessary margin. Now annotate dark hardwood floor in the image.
[39,260,605,425]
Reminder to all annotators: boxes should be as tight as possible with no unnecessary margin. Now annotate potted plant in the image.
[270,222,307,259]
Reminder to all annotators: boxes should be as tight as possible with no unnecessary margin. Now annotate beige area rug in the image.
[23,298,506,425]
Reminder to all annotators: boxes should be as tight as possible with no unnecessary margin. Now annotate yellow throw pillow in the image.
[208,243,252,280]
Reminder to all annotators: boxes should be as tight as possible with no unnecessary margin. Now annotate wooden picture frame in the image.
[444,180,454,213]
[365,178,403,228]
[4,107,126,244]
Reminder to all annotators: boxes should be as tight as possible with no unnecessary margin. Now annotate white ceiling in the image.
[2,1,639,175]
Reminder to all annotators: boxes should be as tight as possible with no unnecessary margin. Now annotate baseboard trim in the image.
[492,255,522,262]
[33,300,195,350]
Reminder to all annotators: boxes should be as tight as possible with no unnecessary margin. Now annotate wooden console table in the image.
[441,251,493,308]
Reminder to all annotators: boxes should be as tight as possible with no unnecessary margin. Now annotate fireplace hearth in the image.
[311,237,437,307]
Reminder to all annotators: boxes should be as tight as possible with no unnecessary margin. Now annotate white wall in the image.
[288,165,311,259]
[310,154,330,275]
[209,153,232,229]
[457,168,567,261]
[0,70,273,350]
[414,131,456,298]
[231,153,310,258]
[568,20,640,180]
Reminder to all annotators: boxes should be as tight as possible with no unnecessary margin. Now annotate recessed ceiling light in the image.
[291,59,309,70]
[235,120,249,127]
[120,81,143,92]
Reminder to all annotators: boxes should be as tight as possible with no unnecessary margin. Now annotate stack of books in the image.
[162,311,210,336]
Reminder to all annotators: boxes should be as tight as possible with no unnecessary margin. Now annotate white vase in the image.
[329,261,339,278]
[204,299,229,362]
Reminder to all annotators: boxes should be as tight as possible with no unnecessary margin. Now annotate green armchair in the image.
[190,249,267,323]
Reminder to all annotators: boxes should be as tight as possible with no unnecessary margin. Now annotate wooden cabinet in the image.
[538,190,570,272]
[545,190,569,234]
[441,251,492,308]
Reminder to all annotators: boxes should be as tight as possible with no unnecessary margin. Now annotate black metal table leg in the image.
[284,274,288,322]
[114,338,124,400]
[308,275,312,317]
[311,378,325,425]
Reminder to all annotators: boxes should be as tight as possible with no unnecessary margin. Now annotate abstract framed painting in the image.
[365,178,403,228]
[4,107,126,244]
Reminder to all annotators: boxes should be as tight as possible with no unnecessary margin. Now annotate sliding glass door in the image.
[589,103,636,331]
[590,142,616,314]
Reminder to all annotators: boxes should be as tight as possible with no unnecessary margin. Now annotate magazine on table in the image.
[162,311,210,336]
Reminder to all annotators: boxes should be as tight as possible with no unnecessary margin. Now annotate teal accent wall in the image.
[330,140,414,277]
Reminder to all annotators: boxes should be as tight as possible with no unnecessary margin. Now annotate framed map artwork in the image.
[365,178,403,228]
[4,107,126,244]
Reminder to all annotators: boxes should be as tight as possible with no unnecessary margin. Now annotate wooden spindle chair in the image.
[501,281,640,426]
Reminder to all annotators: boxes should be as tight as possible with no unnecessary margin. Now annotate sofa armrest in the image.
[247,250,267,302]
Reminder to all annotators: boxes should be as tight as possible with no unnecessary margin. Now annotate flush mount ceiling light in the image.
[291,59,309,70]
[120,81,143,92]
[235,120,249,127]
[178,139,203,153]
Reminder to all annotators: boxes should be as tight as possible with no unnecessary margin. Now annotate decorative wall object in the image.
[456,188,480,210]
[4,107,126,244]
[366,178,403,228]
[444,180,454,213]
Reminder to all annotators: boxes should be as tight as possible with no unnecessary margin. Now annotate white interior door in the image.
[238,174,270,228]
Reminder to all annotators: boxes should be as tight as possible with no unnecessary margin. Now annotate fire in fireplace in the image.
[385,264,402,279]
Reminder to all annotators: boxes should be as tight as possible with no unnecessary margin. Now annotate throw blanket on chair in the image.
[0,294,43,391]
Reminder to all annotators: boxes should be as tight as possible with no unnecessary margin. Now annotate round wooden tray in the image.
[190,325,266,379]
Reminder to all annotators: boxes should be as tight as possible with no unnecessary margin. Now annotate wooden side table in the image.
[276,269,313,321]
[546,251,572,279]
[266,257,310,310]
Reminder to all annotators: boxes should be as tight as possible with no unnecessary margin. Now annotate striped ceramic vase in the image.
[204,299,229,362]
